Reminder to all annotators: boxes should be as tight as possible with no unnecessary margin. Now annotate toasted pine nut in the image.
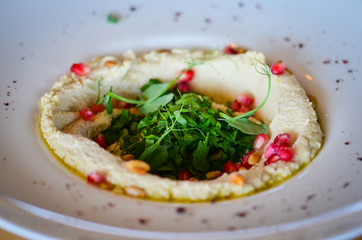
[236,46,247,54]
[205,170,222,179]
[99,181,114,190]
[229,174,245,186]
[248,151,262,165]
[112,186,124,195]
[125,160,150,175]
[188,177,198,181]
[104,60,117,67]
[122,154,135,161]
[125,186,146,198]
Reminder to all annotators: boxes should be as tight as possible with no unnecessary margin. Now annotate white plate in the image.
[1,0,361,239]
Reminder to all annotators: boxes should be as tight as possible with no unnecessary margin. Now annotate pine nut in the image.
[248,151,262,165]
[104,60,117,67]
[188,177,198,181]
[122,154,135,161]
[229,174,245,186]
[125,186,146,198]
[125,160,150,175]
[205,171,222,179]
[112,186,124,195]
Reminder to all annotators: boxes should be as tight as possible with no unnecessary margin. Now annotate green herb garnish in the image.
[104,92,255,178]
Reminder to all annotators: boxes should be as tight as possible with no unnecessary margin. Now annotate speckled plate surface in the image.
[1,1,361,239]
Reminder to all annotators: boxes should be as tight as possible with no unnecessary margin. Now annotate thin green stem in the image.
[108,92,145,105]
[224,60,271,120]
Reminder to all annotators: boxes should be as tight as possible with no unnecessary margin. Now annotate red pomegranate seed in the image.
[223,161,238,173]
[238,104,250,113]
[278,147,294,161]
[241,150,254,169]
[271,62,286,75]
[254,134,269,150]
[223,44,238,54]
[264,143,281,159]
[236,94,254,107]
[264,155,280,166]
[177,69,194,82]
[177,81,191,93]
[79,107,94,121]
[91,103,105,114]
[70,63,91,76]
[116,101,132,109]
[87,172,103,183]
[177,169,192,180]
[274,133,291,145]
[94,133,108,149]
[230,100,241,111]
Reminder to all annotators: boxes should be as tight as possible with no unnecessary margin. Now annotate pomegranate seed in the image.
[177,69,194,82]
[223,44,238,54]
[87,172,103,183]
[91,103,105,114]
[264,143,280,159]
[223,161,238,173]
[177,81,191,93]
[177,169,192,180]
[94,133,108,149]
[70,63,91,76]
[236,94,254,107]
[230,100,241,111]
[271,62,286,75]
[238,104,250,113]
[241,150,254,169]
[116,101,132,109]
[79,107,94,121]
[264,155,280,166]
[254,134,269,150]
[278,147,294,161]
[274,133,291,145]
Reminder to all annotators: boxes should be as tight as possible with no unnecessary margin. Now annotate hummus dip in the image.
[40,48,323,202]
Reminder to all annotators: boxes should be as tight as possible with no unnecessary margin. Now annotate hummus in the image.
[40,48,323,202]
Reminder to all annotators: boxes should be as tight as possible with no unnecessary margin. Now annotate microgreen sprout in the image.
[219,60,271,134]
[236,59,271,119]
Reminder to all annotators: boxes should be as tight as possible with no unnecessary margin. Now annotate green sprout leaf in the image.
[141,82,170,100]
[226,118,268,135]
[138,93,175,115]
[193,139,210,171]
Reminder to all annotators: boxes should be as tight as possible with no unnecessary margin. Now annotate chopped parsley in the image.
[103,90,258,179]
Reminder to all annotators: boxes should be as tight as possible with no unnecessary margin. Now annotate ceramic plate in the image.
[1,1,361,239]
